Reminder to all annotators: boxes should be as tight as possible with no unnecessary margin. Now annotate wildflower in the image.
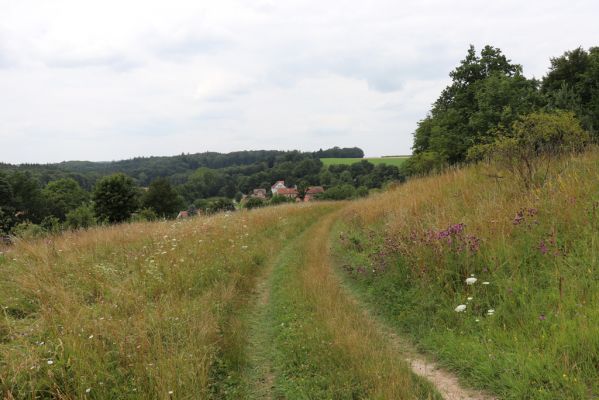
[168,390,174,395]
[465,277,477,285]
[482,281,490,285]
[513,210,525,225]
[88,335,94,339]
[539,314,546,321]
[455,304,467,312]
[538,240,548,255]
[467,297,473,301]
[85,388,91,394]
[475,319,480,322]
[47,360,54,365]
[487,309,495,315]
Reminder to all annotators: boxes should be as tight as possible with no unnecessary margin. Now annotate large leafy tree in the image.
[93,173,139,223]
[542,47,599,136]
[42,178,89,220]
[142,178,184,218]
[411,45,543,171]
[7,171,48,223]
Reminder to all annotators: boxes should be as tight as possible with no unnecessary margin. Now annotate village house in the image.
[176,210,190,219]
[276,187,299,200]
[270,180,287,195]
[303,186,325,202]
[251,188,267,199]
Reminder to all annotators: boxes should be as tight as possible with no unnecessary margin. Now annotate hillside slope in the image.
[334,149,599,399]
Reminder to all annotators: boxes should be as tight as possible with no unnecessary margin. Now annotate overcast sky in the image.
[1,0,598,164]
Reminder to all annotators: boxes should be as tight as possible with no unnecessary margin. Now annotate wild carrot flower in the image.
[465,277,477,285]
[455,304,467,312]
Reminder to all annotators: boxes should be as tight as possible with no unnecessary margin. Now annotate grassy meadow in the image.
[2,148,599,399]
[0,203,336,398]
[320,156,409,167]
[333,148,599,399]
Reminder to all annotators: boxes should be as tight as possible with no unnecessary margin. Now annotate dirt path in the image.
[242,209,497,399]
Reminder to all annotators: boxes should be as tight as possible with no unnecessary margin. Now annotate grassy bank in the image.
[320,156,409,167]
[333,149,599,399]
[0,203,336,399]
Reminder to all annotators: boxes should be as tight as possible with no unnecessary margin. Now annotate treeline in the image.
[404,45,599,174]
[0,147,404,236]
[0,148,364,188]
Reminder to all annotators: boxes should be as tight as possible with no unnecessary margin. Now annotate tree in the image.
[93,173,139,223]
[8,172,47,223]
[142,178,184,218]
[42,178,89,220]
[543,47,599,136]
[411,45,542,172]
[0,175,13,207]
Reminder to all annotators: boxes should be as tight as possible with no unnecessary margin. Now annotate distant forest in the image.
[0,146,404,234]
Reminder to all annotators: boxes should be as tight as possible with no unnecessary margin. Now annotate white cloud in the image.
[0,0,598,163]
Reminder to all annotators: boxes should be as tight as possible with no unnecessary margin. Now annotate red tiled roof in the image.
[306,186,324,194]
[277,187,298,195]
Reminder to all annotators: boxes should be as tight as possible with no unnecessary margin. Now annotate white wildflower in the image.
[467,297,473,301]
[465,277,477,285]
[482,281,490,285]
[47,360,54,365]
[454,304,467,312]
[85,388,91,393]
[487,309,495,315]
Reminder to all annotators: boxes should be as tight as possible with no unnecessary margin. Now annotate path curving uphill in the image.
[241,209,496,399]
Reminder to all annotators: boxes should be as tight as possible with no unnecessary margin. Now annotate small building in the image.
[251,188,267,199]
[276,187,299,199]
[271,180,287,195]
[304,186,325,202]
[176,210,190,219]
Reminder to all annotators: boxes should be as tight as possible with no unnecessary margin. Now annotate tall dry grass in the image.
[336,148,599,398]
[0,203,336,399]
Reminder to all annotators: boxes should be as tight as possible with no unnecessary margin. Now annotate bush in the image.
[132,208,158,222]
[270,195,294,205]
[469,111,590,188]
[244,197,265,210]
[65,204,96,230]
[195,197,235,214]
[400,151,446,176]
[11,221,44,239]
[319,184,356,200]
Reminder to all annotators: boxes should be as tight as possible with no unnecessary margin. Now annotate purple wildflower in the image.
[539,240,548,255]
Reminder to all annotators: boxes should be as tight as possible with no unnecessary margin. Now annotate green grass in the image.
[333,149,599,399]
[320,156,410,167]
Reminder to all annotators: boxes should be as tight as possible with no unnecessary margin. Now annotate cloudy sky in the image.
[1,0,597,164]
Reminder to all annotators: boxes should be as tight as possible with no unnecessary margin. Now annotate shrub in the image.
[270,195,294,205]
[320,184,356,200]
[65,204,96,230]
[10,221,44,239]
[469,111,590,188]
[244,197,265,210]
